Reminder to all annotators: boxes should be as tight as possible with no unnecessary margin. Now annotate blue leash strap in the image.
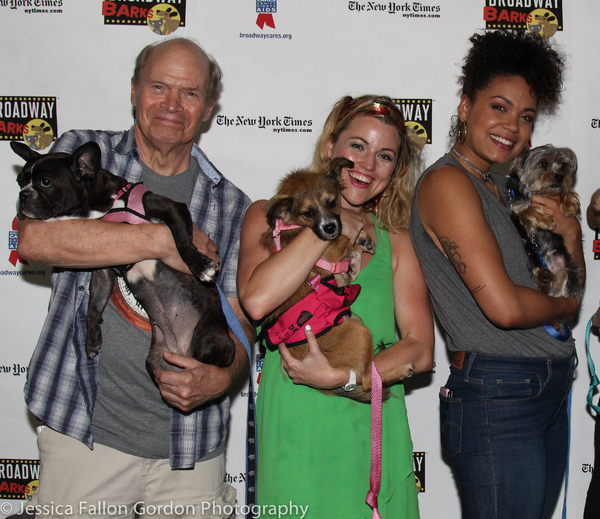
[586,313,600,414]
[545,323,571,342]
[217,285,256,518]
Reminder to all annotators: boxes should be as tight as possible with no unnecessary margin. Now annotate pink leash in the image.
[366,361,383,519]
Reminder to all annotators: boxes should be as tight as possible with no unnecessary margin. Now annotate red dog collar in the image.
[259,275,361,348]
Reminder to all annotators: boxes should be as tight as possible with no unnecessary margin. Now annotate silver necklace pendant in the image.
[451,148,491,182]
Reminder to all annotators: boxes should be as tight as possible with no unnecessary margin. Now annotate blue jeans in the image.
[440,351,576,519]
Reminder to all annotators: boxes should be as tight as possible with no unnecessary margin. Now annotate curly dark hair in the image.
[450,29,565,138]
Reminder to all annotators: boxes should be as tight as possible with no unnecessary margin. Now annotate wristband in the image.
[343,369,357,392]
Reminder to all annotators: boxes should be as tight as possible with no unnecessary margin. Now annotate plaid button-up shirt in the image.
[23,127,251,468]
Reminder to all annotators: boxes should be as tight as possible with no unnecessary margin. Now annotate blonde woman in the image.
[238,95,434,518]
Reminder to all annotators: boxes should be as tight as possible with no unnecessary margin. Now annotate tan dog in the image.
[259,157,414,402]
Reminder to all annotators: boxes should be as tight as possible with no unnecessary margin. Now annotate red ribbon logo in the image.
[8,217,27,267]
[256,13,275,29]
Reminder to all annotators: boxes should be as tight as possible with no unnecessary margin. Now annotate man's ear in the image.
[131,80,137,110]
[202,102,215,123]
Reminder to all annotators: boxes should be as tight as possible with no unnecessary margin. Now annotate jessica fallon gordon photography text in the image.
[16,500,310,518]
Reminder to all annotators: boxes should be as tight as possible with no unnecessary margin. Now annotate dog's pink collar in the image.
[113,183,134,202]
[272,218,302,251]
[272,218,350,274]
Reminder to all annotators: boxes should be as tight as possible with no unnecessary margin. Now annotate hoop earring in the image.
[457,120,467,145]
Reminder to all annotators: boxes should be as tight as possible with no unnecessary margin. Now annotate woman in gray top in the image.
[410,30,584,519]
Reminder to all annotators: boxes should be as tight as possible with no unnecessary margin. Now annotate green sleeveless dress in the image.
[256,217,420,518]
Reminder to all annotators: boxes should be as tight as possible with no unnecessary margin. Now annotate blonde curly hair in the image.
[312,95,421,232]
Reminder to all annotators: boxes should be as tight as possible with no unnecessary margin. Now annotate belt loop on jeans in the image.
[452,351,477,380]
[452,351,465,370]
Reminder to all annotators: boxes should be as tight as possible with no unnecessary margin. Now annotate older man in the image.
[17,38,251,519]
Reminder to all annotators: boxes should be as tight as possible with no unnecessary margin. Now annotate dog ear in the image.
[560,147,578,174]
[508,148,530,178]
[72,141,102,181]
[265,196,293,227]
[10,141,41,163]
[327,157,354,181]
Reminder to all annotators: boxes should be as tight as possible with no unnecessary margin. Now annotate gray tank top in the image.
[410,153,574,358]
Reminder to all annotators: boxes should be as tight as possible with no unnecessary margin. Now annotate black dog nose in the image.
[20,191,32,202]
[323,223,337,235]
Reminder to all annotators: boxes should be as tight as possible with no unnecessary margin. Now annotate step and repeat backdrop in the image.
[1,1,600,518]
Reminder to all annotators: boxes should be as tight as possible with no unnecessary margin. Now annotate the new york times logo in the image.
[392,99,432,149]
[484,0,563,38]
[216,114,312,134]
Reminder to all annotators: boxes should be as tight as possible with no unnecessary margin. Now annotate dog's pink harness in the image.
[261,218,359,347]
[260,274,361,348]
[101,183,151,225]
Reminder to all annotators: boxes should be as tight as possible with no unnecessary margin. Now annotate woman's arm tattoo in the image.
[440,236,467,274]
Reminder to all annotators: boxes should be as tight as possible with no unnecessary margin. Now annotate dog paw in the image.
[197,260,218,283]
[399,363,416,380]
[85,342,102,359]
[356,230,375,254]
[347,250,362,282]
[85,321,103,359]
[186,254,218,283]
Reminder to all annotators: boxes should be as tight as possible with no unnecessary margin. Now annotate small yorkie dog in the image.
[507,144,583,308]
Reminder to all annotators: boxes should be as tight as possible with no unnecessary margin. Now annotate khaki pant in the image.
[30,427,236,519]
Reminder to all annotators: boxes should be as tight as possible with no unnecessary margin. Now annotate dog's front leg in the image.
[521,206,558,234]
[347,230,375,282]
[86,268,117,359]
[144,193,218,283]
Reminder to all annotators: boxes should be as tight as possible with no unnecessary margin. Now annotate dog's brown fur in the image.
[260,157,414,402]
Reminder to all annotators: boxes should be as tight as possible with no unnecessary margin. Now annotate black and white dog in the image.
[12,140,235,373]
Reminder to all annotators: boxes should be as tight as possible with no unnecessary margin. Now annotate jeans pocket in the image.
[490,373,543,403]
[440,394,462,456]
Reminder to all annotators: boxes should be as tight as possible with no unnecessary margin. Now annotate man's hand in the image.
[192,225,219,265]
[153,351,235,412]
[153,299,252,413]
[160,224,219,275]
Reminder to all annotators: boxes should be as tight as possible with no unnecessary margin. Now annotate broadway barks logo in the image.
[413,452,426,492]
[484,0,563,38]
[102,0,186,34]
[256,0,276,29]
[0,97,57,151]
[0,459,39,500]
[392,99,433,149]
